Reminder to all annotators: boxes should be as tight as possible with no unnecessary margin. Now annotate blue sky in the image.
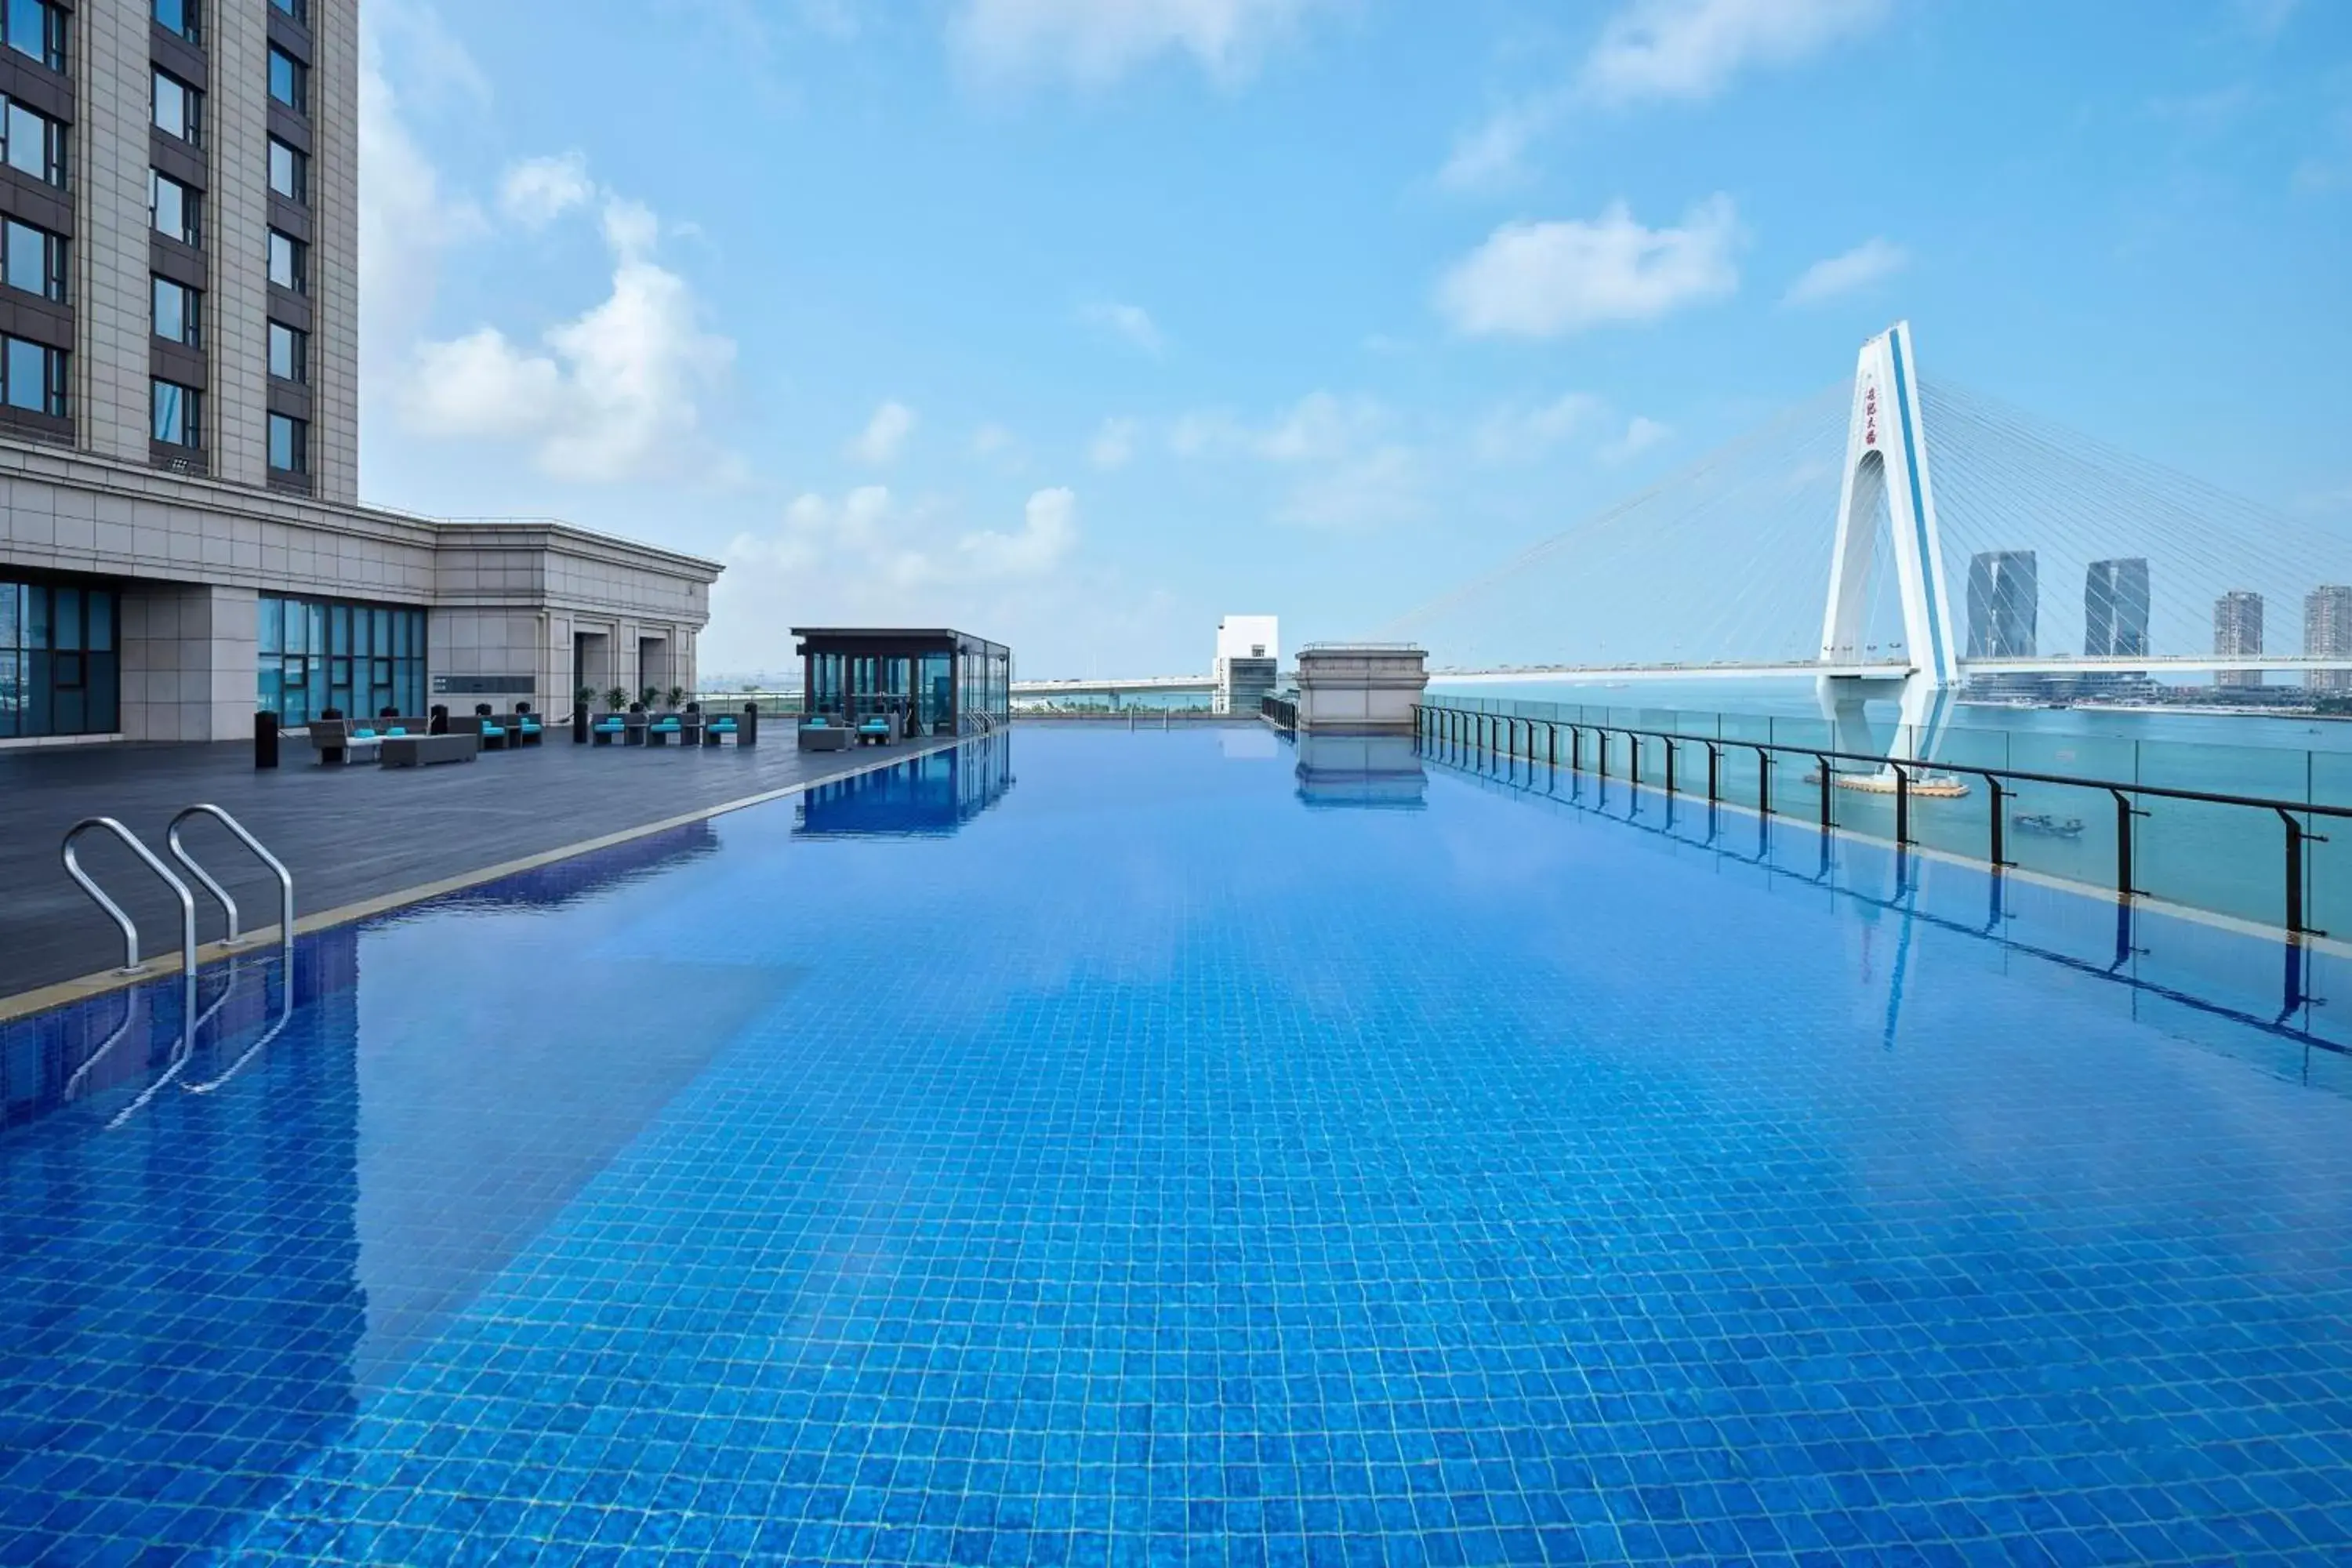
[358,0,2352,678]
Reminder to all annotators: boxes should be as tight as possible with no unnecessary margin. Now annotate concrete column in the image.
[71,2,154,464]
[210,0,274,488]
[119,583,258,742]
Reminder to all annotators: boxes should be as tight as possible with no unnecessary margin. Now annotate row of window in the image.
[150,55,307,148]
[0,577,120,740]
[257,593,426,729]
[147,172,309,291]
[151,379,308,474]
[155,2,314,49]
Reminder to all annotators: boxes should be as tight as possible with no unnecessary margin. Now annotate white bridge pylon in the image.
[1819,320,1957,765]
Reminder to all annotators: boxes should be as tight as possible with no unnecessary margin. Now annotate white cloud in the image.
[1600,415,1671,463]
[1090,417,1140,470]
[949,0,1333,89]
[1276,447,1422,530]
[1780,236,1907,307]
[1160,393,1420,530]
[499,152,595,228]
[1436,98,1566,194]
[964,487,1080,574]
[1473,393,1606,463]
[1580,0,1890,107]
[1078,299,1167,355]
[1436,195,1741,338]
[395,195,736,483]
[357,20,488,366]
[848,401,919,466]
[370,0,493,110]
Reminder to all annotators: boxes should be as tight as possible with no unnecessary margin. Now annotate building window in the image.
[153,0,198,43]
[151,170,200,245]
[267,229,304,292]
[267,321,306,383]
[5,0,64,70]
[153,67,200,145]
[267,136,306,202]
[270,0,305,20]
[153,277,199,346]
[1,334,64,416]
[259,594,423,728]
[2,217,64,302]
[268,45,306,113]
[0,579,122,739]
[152,379,201,447]
[2,97,64,187]
[268,412,306,473]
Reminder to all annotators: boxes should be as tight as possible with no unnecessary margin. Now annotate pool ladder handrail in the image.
[62,817,197,977]
[166,804,295,964]
[60,818,199,1101]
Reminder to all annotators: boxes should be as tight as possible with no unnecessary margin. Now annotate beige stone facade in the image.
[0,2,721,746]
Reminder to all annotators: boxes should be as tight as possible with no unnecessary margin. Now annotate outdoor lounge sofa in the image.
[591,715,627,745]
[856,717,894,746]
[798,717,852,752]
[307,715,430,764]
[702,713,739,746]
[380,731,478,767]
[647,713,686,746]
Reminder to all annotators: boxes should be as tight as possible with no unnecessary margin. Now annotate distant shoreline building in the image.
[2214,590,2264,690]
[1965,550,2039,698]
[2079,557,2150,697]
[2306,586,2352,693]
[1214,615,1279,716]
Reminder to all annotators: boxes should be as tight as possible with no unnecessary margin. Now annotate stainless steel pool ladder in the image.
[60,818,199,1098]
[166,804,295,967]
[59,807,296,1115]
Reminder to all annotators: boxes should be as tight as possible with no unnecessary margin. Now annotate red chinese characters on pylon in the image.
[1863,383,1880,447]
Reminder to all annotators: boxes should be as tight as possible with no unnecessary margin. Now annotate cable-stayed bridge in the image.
[1384,322,2352,762]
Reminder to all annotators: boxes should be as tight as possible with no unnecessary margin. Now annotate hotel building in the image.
[0,0,717,745]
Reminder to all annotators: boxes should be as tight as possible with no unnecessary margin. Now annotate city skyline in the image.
[344,0,2352,679]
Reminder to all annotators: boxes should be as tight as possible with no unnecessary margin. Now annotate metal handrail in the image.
[63,818,198,975]
[1450,743,2337,1050]
[166,804,294,962]
[1415,700,2346,937]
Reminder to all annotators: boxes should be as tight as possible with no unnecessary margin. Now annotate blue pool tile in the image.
[5,731,2352,1563]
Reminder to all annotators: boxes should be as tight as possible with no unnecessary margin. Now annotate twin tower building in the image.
[1964,551,2352,693]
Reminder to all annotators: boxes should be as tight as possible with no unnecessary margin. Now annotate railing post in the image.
[1569,725,1581,773]
[2109,787,2142,902]
[1705,742,1719,805]
[1816,754,1833,833]
[1891,762,1910,848]
[1599,728,1610,781]
[1663,737,1677,798]
[1979,772,2008,871]
[1752,746,1773,819]
[1548,722,1558,769]
[2278,807,2328,938]
[1628,734,1641,790]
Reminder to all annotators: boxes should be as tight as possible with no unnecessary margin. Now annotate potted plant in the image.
[639,685,659,711]
[575,684,595,717]
[666,684,685,710]
[604,686,628,713]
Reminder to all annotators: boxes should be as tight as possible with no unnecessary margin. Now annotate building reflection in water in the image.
[796,733,1017,838]
[0,815,754,1560]
[1294,733,1428,811]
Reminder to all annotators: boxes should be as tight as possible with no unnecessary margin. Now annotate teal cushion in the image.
[520,720,541,731]
[387,727,408,736]
[711,720,736,731]
[483,724,506,736]
[353,728,376,739]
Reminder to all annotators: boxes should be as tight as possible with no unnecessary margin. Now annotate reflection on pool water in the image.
[2,726,2350,1565]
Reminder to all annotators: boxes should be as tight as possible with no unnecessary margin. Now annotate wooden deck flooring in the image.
[0,729,941,1003]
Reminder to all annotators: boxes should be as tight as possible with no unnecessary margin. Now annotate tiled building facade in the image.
[0,0,717,745]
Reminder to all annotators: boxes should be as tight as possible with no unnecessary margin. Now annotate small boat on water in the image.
[2012,813,2085,840]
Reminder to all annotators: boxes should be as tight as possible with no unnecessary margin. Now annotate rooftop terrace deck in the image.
[0,725,949,1006]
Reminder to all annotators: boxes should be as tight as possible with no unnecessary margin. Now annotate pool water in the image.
[5,727,2352,1565]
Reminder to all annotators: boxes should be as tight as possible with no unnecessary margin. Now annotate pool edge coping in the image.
[0,735,972,1025]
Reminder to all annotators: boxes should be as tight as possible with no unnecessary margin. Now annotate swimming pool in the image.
[4,726,2350,1564]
